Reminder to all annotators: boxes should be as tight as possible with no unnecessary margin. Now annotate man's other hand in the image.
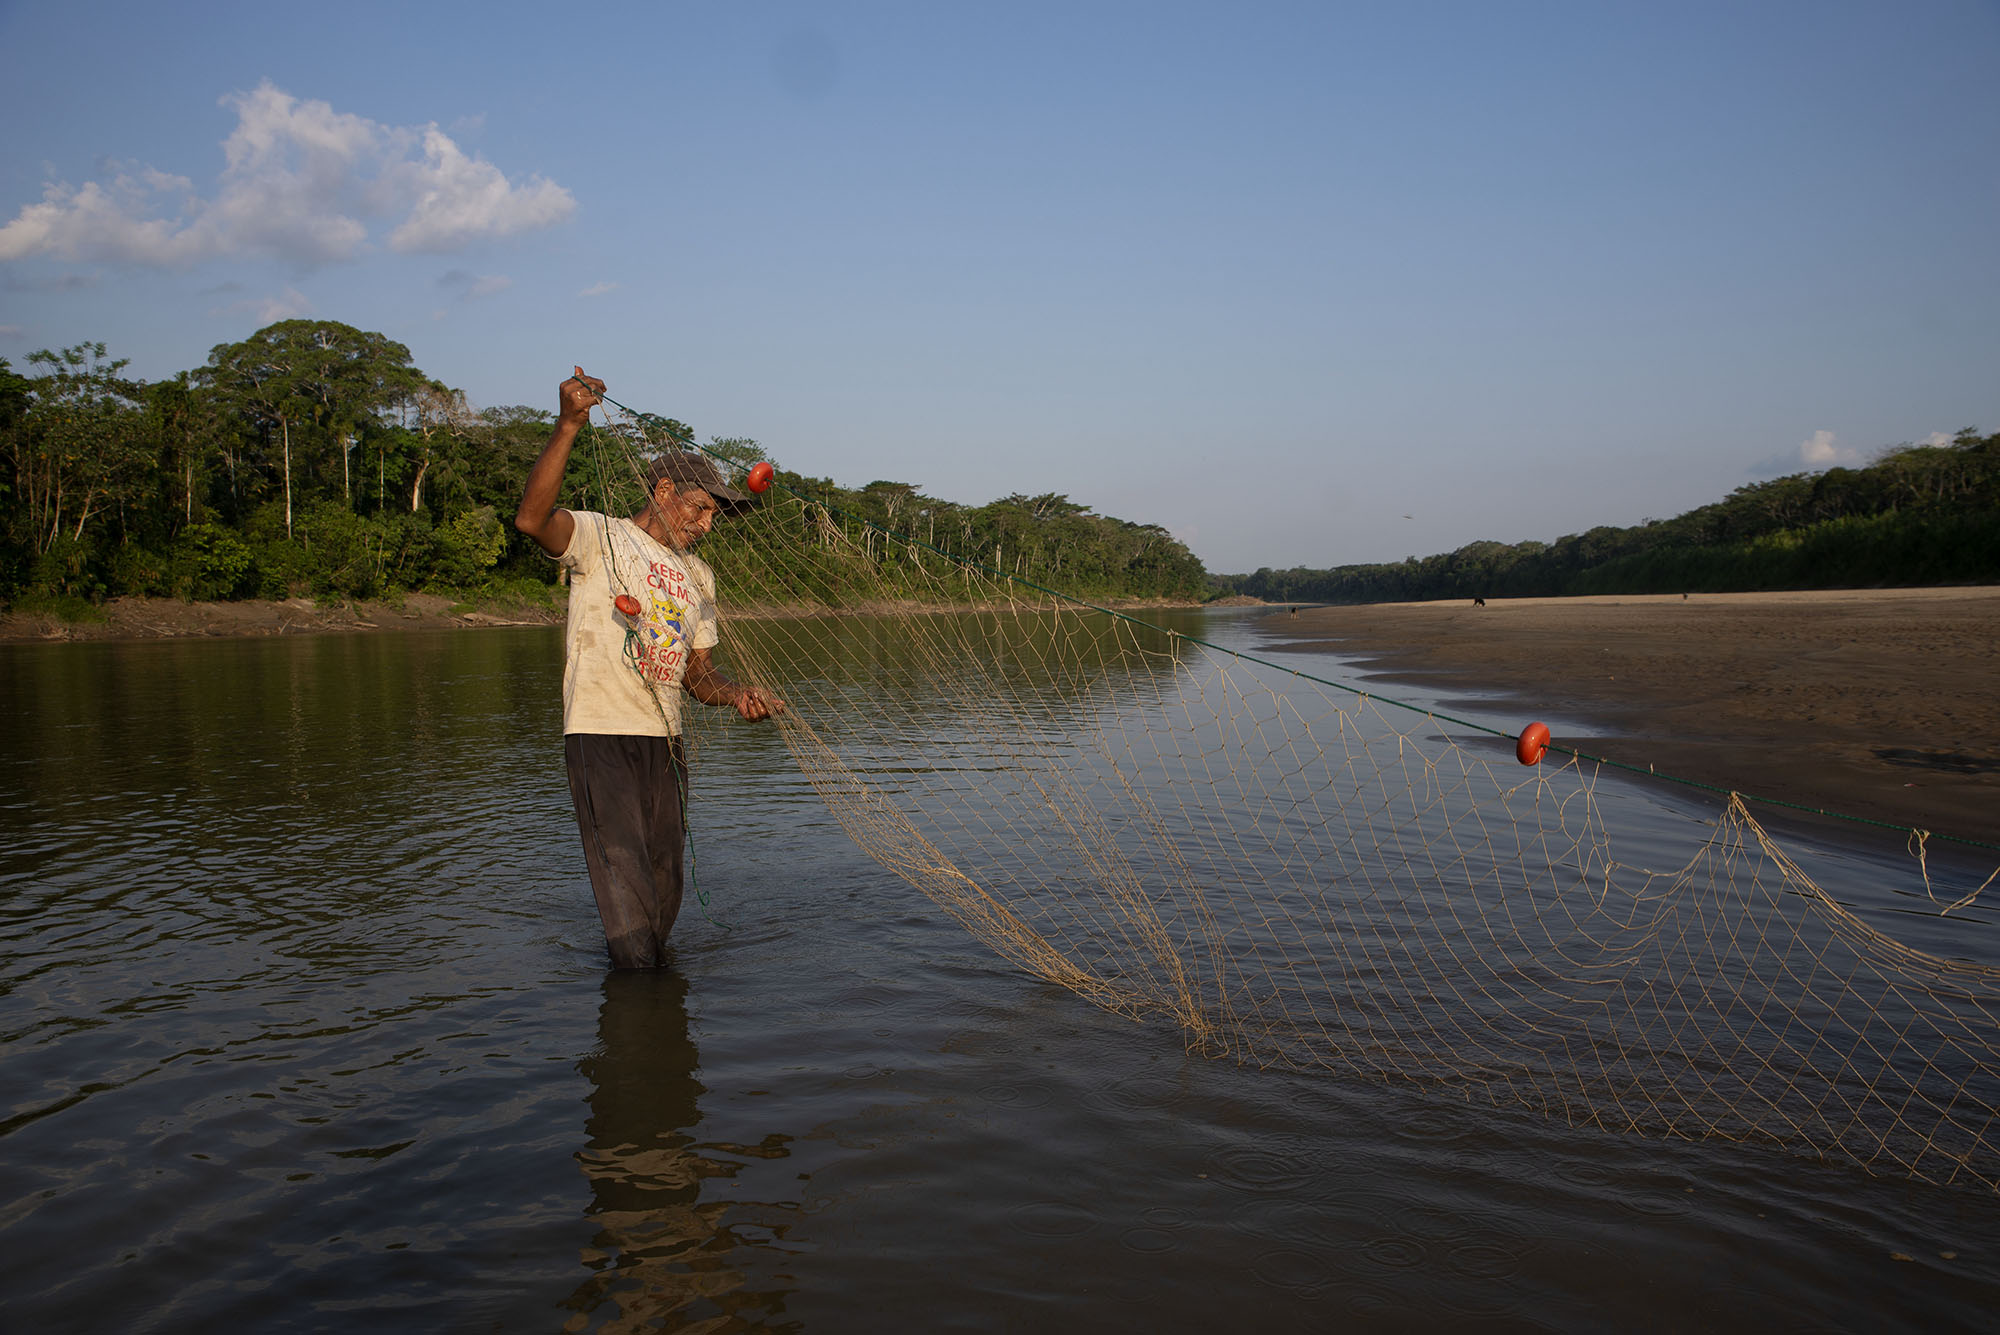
[736,686,786,722]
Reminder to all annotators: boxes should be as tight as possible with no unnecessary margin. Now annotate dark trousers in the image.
[564,733,688,969]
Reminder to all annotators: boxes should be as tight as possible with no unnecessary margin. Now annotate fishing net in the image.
[576,404,2000,1192]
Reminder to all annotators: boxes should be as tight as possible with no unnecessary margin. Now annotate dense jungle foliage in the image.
[0,321,1207,612]
[712,469,1209,605]
[1214,428,2000,604]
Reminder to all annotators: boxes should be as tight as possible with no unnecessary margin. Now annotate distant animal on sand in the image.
[1473,596,1486,607]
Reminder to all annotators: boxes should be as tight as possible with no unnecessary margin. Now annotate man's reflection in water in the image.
[561,969,796,1333]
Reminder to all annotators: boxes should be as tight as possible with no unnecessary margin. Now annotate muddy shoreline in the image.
[0,593,565,643]
[1260,587,2000,846]
[0,590,1208,644]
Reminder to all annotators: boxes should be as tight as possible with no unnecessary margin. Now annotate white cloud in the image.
[0,325,25,340]
[579,281,618,297]
[1798,429,1862,468]
[1750,427,1965,478]
[0,176,212,266]
[1747,428,1867,477]
[0,81,575,268]
[387,128,572,253]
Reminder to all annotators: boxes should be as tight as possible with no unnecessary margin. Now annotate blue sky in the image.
[2,1,1995,573]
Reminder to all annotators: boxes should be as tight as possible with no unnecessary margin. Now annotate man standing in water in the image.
[516,369,783,968]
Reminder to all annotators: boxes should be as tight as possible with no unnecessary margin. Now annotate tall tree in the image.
[206,321,418,537]
[406,380,477,513]
[143,372,226,532]
[8,343,147,556]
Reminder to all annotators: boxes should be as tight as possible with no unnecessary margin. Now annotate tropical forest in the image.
[1217,429,1999,604]
[3,318,1992,616]
[0,320,1209,614]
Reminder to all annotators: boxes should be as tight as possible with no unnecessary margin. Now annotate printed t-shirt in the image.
[554,512,720,736]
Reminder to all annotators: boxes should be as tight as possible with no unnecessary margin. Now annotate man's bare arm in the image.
[514,369,604,558]
[685,647,785,721]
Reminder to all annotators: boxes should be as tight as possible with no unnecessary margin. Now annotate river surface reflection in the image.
[1,620,1996,1332]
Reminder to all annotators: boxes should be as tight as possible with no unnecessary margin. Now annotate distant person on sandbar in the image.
[515,369,785,968]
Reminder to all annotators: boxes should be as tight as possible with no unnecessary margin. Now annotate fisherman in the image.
[515,369,784,968]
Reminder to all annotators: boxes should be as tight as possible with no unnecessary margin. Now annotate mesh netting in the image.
[582,410,2000,1191]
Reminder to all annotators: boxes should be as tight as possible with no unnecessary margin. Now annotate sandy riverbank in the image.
[1261,587,2000,845]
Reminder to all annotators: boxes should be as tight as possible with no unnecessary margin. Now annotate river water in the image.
[2,614,1996,1332]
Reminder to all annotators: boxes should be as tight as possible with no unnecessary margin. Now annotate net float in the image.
[747,460,775,493]
[1516,721,1551,766]
[613,593,642,618]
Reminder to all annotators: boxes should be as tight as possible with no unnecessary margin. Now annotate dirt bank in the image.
[0,593,564,643]
[1263,587,2000,845]
[0,590,1205,643]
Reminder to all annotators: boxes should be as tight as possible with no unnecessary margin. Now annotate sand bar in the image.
[1263,587,2000,847]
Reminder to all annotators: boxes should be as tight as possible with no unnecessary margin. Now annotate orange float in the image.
[1516,721,1551,766]
[747,460,775,493]
[614,593,642,618]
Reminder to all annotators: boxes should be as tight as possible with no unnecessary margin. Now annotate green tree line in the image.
[0,320,1207,612]
[711,474,1208,605]
[1214,429,2000,604]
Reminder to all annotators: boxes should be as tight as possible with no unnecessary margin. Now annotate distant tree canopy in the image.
[13,320,1984,613]
[1212,429,2000,604]
[0,322,1206,608]
[704,477,1208,603]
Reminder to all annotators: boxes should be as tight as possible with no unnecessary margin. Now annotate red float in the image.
[747,460,775,494]
[614,593,642,618]
[1516,721,1551,766]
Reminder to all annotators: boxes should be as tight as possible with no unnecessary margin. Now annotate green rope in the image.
[673,736,731,933]
[588,383,2000,859]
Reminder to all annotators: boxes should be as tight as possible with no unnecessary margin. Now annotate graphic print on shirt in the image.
[634,558,697,682]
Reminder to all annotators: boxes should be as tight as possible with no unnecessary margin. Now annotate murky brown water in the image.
[3,620,1996,1332]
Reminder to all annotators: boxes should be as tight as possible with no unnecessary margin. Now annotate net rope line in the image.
[585,390,2000,860]
[573,392,2000,1190]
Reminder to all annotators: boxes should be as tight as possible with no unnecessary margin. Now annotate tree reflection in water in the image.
[562,969,799,1333]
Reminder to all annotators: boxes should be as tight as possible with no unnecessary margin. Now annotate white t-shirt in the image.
[555,512,720,736]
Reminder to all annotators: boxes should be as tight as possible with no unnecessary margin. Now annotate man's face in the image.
[658,483,720,548]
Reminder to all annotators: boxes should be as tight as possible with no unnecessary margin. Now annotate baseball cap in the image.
[645,452,751,511]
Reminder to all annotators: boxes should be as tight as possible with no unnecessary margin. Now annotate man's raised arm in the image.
[514,369,605,558]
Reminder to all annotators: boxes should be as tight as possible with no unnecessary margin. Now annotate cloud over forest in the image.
[0,82,574,268]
